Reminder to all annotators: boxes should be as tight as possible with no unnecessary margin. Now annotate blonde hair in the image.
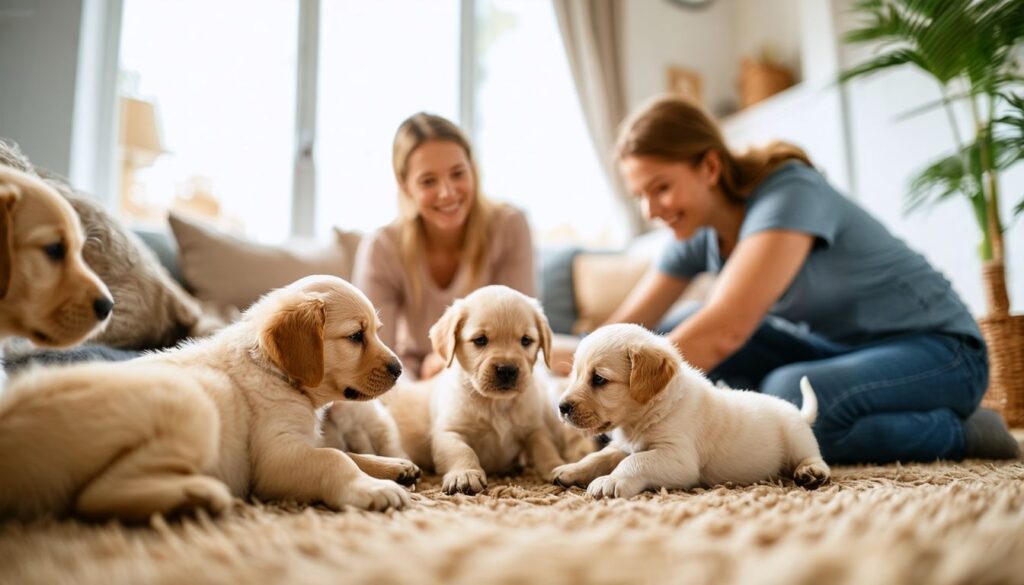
[392,113,495,304]
[615,95,812,203]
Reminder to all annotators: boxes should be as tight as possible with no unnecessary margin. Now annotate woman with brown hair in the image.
[554,95,1017,464]
[352,112,535,381]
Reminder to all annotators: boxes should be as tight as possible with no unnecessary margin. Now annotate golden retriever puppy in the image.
[320,400,422,487]
[0,165,113,347]
[382,285,568,495]
[552,324,831,499]
[0,275,413,521]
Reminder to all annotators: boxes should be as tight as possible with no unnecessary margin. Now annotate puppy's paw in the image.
[793,457,831,489]
[587,475,645,499]
[333,477,412,511]
[179,476,234,515]
[551,462,595,488]
[441,469,487,495]
[356,454,422,487]
[392,459,423,487]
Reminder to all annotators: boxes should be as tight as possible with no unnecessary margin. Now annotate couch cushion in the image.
[537,246,582,335]
[168,213,361,310]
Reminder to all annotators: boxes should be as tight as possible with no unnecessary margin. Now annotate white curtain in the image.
[552,0,646,237]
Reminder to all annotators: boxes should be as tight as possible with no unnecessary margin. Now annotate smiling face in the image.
[429,285,552,400]
[257,275,403,407]
[402,140,476,236]
[619,152,722,241]
[0,166,113,347]
[557,324,679,434]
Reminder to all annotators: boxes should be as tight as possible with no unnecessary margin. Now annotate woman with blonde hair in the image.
[353,112,535,380]
[553,95,1017,464]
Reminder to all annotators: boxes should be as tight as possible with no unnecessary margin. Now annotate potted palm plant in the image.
[841,0,1024,425]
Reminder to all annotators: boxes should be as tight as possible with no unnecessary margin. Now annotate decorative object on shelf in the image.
[666,66,703,105]
[842,0,1024,425]
[737,47,795,109]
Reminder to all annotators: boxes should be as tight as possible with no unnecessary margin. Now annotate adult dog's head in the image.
[557,324,679,434]
[252,275,402,406]
[429,285,552,400]
[0,165,113,347]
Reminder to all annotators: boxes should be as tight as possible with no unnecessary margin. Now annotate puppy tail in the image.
[798,376,818,425]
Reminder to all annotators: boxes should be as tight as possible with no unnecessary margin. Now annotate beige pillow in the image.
[572,253,651,334]
[168,212,361,310]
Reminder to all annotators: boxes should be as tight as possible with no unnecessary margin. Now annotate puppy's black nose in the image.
[495,364,519,386]
[386,359,403,379]
[93,297,114,320]
[558,402,574,416]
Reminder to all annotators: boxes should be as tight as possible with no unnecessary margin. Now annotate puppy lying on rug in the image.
[0,276,413,521]
[0,139,215,351]
[552,324,830,499]
[371,285,574,495]
[0,165,113,347]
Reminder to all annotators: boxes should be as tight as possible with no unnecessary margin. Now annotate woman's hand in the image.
[548,334,581,377]
[420,352,447,380]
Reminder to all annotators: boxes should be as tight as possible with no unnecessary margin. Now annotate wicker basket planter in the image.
[978,260,1024,427]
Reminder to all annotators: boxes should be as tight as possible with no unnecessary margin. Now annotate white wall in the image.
[0,0,84,176]
[623,0,738,117]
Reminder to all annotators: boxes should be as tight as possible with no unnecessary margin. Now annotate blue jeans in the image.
[657,305,988,464]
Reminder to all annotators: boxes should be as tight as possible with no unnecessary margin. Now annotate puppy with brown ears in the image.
[383,285,568,495]
[552,324,830,499]
[0,165,113,346]
[0,275,413,521]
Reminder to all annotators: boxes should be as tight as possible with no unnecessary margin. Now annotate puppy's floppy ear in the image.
[429,300,465,368]
[0,182,21,300]
[531,299,553,369]
[627,343,678,404]
[260,295,327,387]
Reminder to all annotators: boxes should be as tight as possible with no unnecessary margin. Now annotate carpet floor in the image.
[1,460,1022,585]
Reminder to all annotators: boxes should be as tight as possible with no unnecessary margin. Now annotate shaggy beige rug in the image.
[1,461,1022,585]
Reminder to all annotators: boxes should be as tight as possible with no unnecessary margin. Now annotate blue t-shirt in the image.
[657,162,982,345]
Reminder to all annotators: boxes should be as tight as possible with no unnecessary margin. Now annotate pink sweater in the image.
[353,205,535,379]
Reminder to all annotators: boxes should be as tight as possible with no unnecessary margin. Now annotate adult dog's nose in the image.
[93,297,114,321]
[386,359,403,380]
[494,364,519,386]
[558,401,574,417]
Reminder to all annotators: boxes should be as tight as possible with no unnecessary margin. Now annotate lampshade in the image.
[119,96,167,168]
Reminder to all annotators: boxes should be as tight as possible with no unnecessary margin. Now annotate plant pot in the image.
[978,261,1024,427]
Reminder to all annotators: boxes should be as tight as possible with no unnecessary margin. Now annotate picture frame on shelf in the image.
[666,66,703,106]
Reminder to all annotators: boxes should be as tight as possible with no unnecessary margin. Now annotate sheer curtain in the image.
[551,0,645,237]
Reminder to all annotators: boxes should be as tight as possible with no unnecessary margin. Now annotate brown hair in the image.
[615,95,812,203]
[392,113,495,304]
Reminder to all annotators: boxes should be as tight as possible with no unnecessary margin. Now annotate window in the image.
[314,0,460,236]
[118,0,297,242]
[473,0,626,246]
[116,1,623,247]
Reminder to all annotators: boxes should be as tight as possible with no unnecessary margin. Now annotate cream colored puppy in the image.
[552,324,830,499]
[0,165,113,346]
[0,275,412,521]
[384,285,567,495]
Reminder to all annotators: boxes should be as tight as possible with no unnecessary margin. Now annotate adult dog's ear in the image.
[531,299,553,369]
[429,300,465,367]
[627,343,678,404]
[0,182,22,300]
[261,295,327,387]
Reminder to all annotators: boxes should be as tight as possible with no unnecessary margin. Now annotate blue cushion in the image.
[537,246,581,335]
